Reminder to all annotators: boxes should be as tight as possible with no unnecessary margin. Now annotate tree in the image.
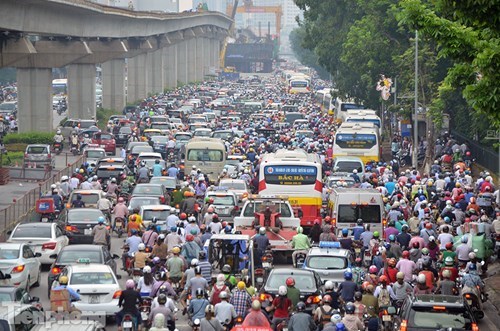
[397,0,500,130]
[289,27,329,79]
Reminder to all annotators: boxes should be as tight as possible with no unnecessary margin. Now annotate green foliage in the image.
[0,151,24,167]
[96,108,120,131]
[289,27,329,79]
[3,132,53,145]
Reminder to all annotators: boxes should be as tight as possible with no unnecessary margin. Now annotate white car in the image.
[0,243,41,291]
[140,204,177,230]
[7,223,68,265]
[57,262,121,317]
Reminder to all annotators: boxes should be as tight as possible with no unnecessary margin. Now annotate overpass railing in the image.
[451,130,499,175]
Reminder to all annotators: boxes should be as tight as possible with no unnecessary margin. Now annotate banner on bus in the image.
[264,165,317,185]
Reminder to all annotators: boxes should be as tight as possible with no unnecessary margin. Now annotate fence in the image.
[451,130,499,175]
[0,155,85,240]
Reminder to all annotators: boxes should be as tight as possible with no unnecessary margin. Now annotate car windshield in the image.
[335,161,363,173]
[0,293,13,302]
[0,249,19,259]
[307,256,347,270]
[119,127,132,134]
[133,186,162,195]
[130,198,160,209]
[151,136,168,143]
[211,196,235,206]
[80,121,95,129]
[267,273,316,291]
[132,146,153,154]
[68,210,103,223]
[219,182,246,190]
[143,210,171,220]
[58,251,102,264]
[12,226,51,238]
[338,205,380,223]
[86,150,106,158]
[175,135,191,141]
[212,132,232,140]
[149,178,176,188]
[187,149,223,162]
[97,134,112,140]
[409,308,472,329]
[27,146,47,154]
[327,178,355,188]
[71,272,116,285]
[243,202,292,217]
[74,193,99,204]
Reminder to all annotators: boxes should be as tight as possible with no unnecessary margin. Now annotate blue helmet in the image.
[97,216,105,224]
[366,166,372,171]
[224,225,232,234]
[419,195,426,201]
[342,228,349,236]
[388,234,395,242]
[170,226,177,232]
[455,203,461,208]
[336,323,346,331]
[344,270,353,280]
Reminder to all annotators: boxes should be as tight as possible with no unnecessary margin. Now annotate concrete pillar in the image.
[177,40,188,85]
[164,44,177,89]
[213,39,221,71]
[196,38,205,82]
[127,53,148,103]
[17,68,52,133]
[187,39,197,83]
[67,64,96,119]
[203,38,211,76]
[149,49,164,94]
[102,58,126,112]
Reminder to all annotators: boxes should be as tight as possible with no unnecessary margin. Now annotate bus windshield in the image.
[290,80,308,87]
[335,133,377,149]
[187,149,223,162]
[346,118,381,127]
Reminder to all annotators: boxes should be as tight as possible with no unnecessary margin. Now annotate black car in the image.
[59,208,109,246]
[260,269,323,314]
[115,126,132,147]
[150,135,169,158]
[47,244,119,297]
[395,295,480,331]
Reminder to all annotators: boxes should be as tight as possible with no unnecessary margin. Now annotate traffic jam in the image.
[2,65,499,331]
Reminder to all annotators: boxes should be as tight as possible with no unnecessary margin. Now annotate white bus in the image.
[52,79,67,95]
[258,149,322,229]
[334,98,365,122]
[333,122,380,163]
[184,138,227,183]
[345,109,382,136]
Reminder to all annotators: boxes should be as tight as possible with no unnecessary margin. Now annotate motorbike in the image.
[140,297,152,328]
[115,217,124,238]
[295,252,307,268]
[53,142,62,155]
[461,285,485,319]
[70,143,79,156]
[276,318,288,331]
[380,306,397,331]
[121,313,137,331]
[35,198,59,223]
[131,268,142,282]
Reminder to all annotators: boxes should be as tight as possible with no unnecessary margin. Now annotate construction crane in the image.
[226,0,283,40]
[219,0,239,70]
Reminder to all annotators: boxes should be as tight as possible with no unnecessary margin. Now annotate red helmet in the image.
[221,221,228,228]
[186,234,194,242]
[361,281,370,290]
[179,213,187,220]
[402,250,410,259]
[314,219,320,225]
[322,295,332,303]
[369,265,378,274]
[425,223,432,230]
[464,217,471,223]
[379,275,388,284]
[388,258,397,267]
[445,242,453,250]
[286,277,295,286]
[324,216,331,223]
[466,151,471,156]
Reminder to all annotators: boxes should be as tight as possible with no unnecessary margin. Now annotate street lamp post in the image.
[413,30,419,169]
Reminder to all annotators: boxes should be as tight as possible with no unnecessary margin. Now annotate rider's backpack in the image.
[378,287,391,307]
[210,284,227,305]
[320,306,334,324]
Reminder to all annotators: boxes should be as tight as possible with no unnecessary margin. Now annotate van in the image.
[328,188,384,237]
[184,138,226,183]
[332,156,365,175]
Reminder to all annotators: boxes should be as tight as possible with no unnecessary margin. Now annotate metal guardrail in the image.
[451,130,499,175]
[0,155,85,240]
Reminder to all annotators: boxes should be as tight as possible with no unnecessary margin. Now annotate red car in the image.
[92,132,116,155]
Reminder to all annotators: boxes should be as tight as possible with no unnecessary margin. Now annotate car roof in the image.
[308,246,350,257]
[71,189,103,194]
[269,268,315,276]
[411,294,465,308]
[16,222,53,229]
[59,244,103,252]
[0,242,24,249]
[68,263,113,273]
[140,205,173,211]
[0,287,17,293]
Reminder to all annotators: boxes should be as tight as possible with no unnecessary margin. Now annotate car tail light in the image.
[233,206,239,211]
[42,242,57,250]
[400,320,407,331]
[306,295,321,304]
[259,293,272,302]
[12,265,25,273]
[51,267,61,275]
[113,290,122,299]
[160,196,166,204]
[332,218,336,226]
[66,225,78,232]
[124,314,132,321]
[465,293,472,299]
[472,323,479,331]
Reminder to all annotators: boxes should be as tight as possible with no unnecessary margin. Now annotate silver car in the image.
[303,242,352,284]
[23,144,55,169]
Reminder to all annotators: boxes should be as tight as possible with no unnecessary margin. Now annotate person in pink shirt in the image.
[395,251,417,282]
[409,233,425,250]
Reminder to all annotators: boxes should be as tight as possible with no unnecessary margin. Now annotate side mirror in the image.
[113,254,120,259]
[6,230,12,235]
[30,296,40,303]
[34,253,42,258]
[116,275,122,280]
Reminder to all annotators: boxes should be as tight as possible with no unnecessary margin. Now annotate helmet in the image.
[396,272,404,280]
[111,177,117,183]
[445,242,453,250]
[251,300,261,311]
[278,285,287,296]
[373,231,380,238]
[286,277,295,286]
[417,274,426,284]
[59,275,68,285]
[126,279,135,289]
[388,234,395,242]
[158,293,167,305]
[97,216,106,224]
[198,251,206,260]
[207,207,214,213]
[442,270,451,278]
[342,228,349,236]
[138,243,145,251]
[179,213,187,220]
[61,175,69,181]
[191,259,199,267]
[344,270,353,280]
[219,291,228,299]
[325,280,334,290]
[195,288,204,298]
[402,251,410,259]
[379,275,388,284]
[222,264,231,273]
[468,252,476,260]
[345,303,355,314]
[297,226,303,234]
[195,266,201,275]
[143,266,151,274]
[444,216,450,223]
[331,314,342,324]
[445,256,454,266]
[421,248,429,255]
[237,281,245,290]
[258,226,267,235]
[323,295,332,303]
[354,291,362,301]
[172,247,180,254]
[461,235,468,243]
[186,234,194,242]
[152,257,161,264]
[388,258,396,267]
[369,265,378,274]
[296,301,306,312]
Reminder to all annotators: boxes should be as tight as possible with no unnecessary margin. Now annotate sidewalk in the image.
[0,181,39,208]
[484,260,500,313]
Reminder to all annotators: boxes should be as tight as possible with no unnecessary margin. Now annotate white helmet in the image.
[51,184,57,189]
[278,285,287,296]
[259,227,266,235]
[56,129,61,134]
[353,169,358,174]
[61,175,68,181]
[331,314,342,324]
[138,243,146,251]
[417,273,426,284]
[190,258,199,266]
[219,291,228,299]
[143,266,152,273]
[324,280,334,290]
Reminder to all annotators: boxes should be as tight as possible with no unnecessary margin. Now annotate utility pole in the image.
[413,30,419,169]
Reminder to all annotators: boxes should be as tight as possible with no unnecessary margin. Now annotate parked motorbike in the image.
[461,285,485,319]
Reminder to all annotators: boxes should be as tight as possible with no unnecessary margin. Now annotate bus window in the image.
[187,149,223,162]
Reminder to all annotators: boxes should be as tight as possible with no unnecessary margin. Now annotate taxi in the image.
[303,241,352,284]
[55,260,121,317]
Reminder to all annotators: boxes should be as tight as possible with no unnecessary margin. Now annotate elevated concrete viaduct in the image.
[0,0,231,132]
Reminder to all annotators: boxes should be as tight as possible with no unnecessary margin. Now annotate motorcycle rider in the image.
[314,294,336,328]
[116,279,142,331]
[460,263,485,308]
[241,300,271,328]
[92,217,110,247]
[338,270,359,304]
[291,226,311,267]
[148,294,174,330]
[53,129,64,150]
[341,303,364,331]
[266,285,292,330]
[214,291,237,327]
[70,132,79,152]
[254,227,270,268]
[434,269,457,295]
[288,301,315,331]
[285,277,301,309]
[81,133,92,152]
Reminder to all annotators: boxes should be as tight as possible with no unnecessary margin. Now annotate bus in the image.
[345,109,382,136]
[315,89,335,114]
[258,149,322,229]
[184,138,226,184]
[333,122,380,163]
[288,78,311,94]
[52,79,67,95]
[334,98,364,122]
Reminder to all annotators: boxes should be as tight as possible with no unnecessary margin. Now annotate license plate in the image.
[89,295,100,304]
[355,248,361,253]
[467,299,472,305]
[382,315,392,321]
[262,262,271,268]
[84,229,92,235]
[123,321,133,328]
[282,328,288,331]
[41,217,48,223]
[141,312,148,320]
